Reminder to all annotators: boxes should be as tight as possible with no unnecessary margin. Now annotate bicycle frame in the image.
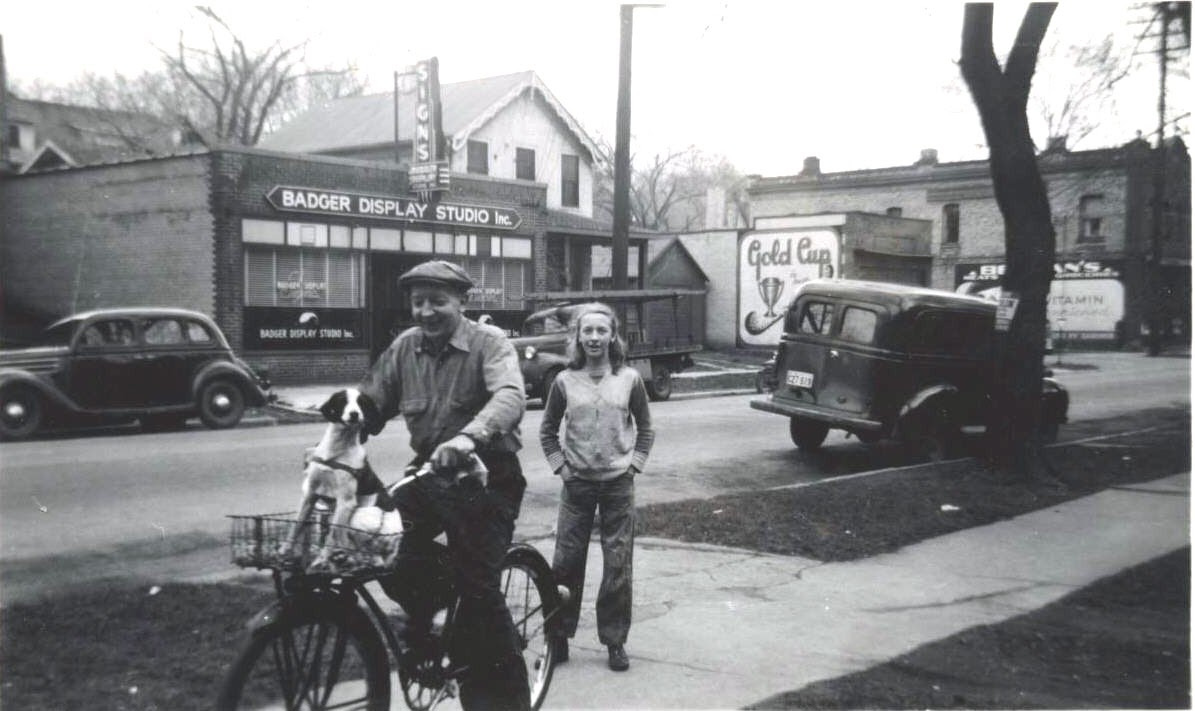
[225,455,564,711]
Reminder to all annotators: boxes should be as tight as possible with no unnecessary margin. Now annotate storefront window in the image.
[461,257,529,310]
[244,246,364,308]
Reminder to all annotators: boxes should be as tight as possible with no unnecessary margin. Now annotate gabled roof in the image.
[259,70,601,163]
[647,237,710,283]
[19,140,75,173]
[6,96,186,167]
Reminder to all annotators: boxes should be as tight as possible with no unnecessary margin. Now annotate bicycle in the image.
[216,459,565,711]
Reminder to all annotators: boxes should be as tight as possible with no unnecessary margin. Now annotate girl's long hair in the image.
[565,302,627,372]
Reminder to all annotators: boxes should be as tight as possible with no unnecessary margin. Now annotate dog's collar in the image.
[309,456,376,480]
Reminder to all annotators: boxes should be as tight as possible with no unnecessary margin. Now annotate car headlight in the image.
[523,346,537,360]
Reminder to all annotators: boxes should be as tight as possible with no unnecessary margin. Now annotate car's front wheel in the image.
[789,417,829,450]
[0,386,43,440]
[198,379,246,429]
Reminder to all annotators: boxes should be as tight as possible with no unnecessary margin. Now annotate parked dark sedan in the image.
[0,308,271,439]
[750,280,1069,461]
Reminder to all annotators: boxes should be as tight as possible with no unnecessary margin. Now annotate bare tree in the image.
[161,6,363,145]
[593,138,750,231]
[959,2,1059,481]
[12,8,364,150]
[1032,34,1133,149]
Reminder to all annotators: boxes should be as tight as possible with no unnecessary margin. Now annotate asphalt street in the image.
[0,351,1188,603]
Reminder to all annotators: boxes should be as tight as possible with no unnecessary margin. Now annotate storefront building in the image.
[2,71,657,383]
[1,145,653,382]
[747,140,1192,346]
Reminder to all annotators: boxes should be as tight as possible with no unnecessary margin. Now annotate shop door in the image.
[370,254,422,359]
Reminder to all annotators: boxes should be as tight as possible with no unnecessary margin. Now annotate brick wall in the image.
[748,153,1144,292]
[251,351,373,385]
[0,154,214,326]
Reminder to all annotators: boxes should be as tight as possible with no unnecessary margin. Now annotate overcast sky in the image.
[4,1,1187,175]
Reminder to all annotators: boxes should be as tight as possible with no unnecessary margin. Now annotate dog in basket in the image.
[280,388,402,572]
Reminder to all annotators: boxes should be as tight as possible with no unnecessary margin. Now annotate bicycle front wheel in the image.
[501,546,560,711]
[216,603,390,711]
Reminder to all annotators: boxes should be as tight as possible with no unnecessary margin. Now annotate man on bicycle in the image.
[358,260,530,711]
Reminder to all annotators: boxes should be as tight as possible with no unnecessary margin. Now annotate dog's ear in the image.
[319,390,348,423]
[357,392,386,444]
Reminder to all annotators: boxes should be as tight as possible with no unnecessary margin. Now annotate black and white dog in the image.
[282,388,400,570]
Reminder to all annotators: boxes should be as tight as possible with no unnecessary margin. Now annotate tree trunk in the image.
[960,3,1059,481]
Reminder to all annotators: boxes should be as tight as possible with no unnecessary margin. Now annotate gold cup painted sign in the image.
[738,229,840,345]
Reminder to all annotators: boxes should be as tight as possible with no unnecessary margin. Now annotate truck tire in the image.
[789,417,829,450]
[900,408,959,462]
[647,364,672,401]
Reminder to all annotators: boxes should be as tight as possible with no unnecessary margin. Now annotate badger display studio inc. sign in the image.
[244,307,365,350]
[266,186,522,230]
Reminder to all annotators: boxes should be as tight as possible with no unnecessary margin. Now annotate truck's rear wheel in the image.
[901,409,959,462]
[789,417,829,450]
[647,364,672,401]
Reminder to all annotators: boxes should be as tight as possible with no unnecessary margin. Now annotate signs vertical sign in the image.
[411,57,449,200]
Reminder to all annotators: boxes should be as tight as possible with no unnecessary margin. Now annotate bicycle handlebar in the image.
[389,452,489,493]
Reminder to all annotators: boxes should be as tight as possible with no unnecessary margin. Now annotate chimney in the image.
[799,156,821,177]
[704,186,726,229]
[915,148,938,166]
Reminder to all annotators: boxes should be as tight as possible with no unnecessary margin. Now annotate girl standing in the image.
[540,302,654,672]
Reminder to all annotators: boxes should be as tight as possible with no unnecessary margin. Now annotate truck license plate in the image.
[786,370,814,388]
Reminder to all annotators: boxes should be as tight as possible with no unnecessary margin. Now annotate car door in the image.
[777,297,835,406]
[69,317,141,409]
[818,304,884,415]
[139,317,190,406]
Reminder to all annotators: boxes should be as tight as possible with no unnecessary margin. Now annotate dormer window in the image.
[561,154,579,207]
[6,123,30,152]
[516,147,535,181]
[467,140,488,175]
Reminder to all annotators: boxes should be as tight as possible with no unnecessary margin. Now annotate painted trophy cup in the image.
[758,276,784,318]
[744,276,786,336]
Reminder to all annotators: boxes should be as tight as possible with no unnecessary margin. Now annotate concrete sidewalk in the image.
[523,472,1189,710]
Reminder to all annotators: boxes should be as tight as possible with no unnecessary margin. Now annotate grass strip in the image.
[637,415,1189,562]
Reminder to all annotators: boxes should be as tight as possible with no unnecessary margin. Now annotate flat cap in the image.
[398,260,474,292]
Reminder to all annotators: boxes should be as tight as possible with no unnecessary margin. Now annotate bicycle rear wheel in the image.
[216,603,390,711]
[501,546,560,710]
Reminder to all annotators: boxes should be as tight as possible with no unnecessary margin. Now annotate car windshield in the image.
[40,321,79,347]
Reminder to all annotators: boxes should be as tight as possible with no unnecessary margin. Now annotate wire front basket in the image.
[228,511,403,576]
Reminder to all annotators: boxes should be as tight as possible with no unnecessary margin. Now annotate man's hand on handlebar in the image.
[431,434,476,472]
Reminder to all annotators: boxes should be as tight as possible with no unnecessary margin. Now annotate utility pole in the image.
[612,4,662,291]
[1145,2,1187,355]
[612,6,635,291]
